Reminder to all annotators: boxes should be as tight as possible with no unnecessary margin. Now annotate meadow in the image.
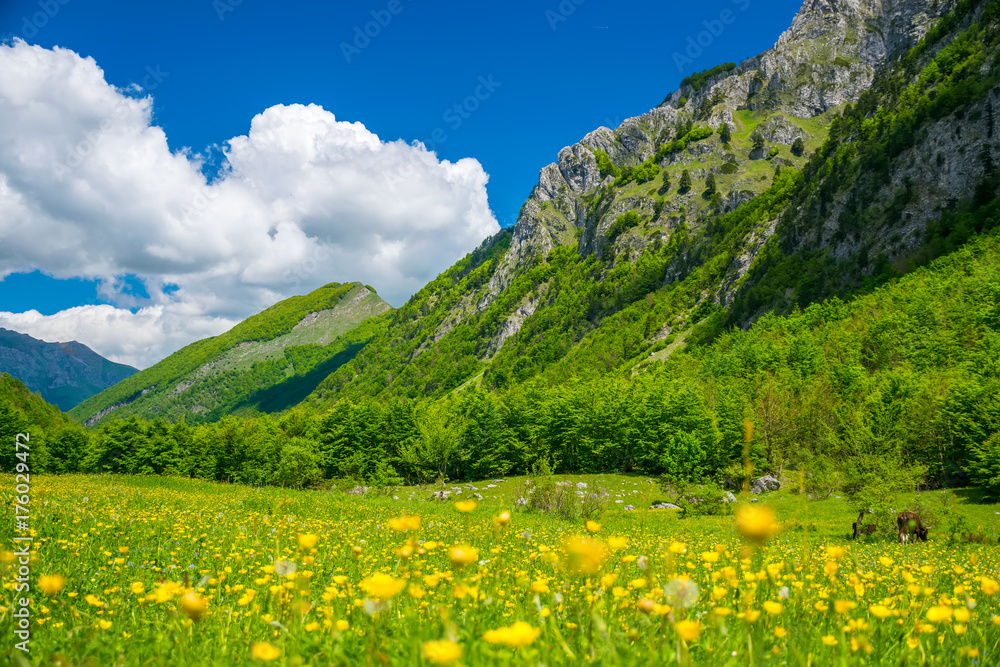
[3,473,1000,665]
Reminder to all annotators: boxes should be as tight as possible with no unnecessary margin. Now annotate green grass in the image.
[6,473,1000,665]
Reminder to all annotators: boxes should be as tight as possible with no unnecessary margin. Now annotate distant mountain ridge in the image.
[0,328,138,410]
[70,282,392,425]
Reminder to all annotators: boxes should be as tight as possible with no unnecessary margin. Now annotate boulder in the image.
[750,475,781,494]
[650,502,682,510]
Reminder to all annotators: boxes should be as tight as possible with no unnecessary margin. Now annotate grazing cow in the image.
[852,511,876,540]
[896,511,928,543]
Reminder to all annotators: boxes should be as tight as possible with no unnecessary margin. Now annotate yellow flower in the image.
[454,500,477,513]
[238,590,256,606]
[954,607,970,623]
[585,520,601,533]
[560,536,608,576]
[360,572,406,600]
[735,505,778,542]
[869,605,891,620]
[926,606,952,623]
[130,582,145,595]
[336,620,350,631]
[297,533,318,549]
[388,515,421,532]
[701,551,719,563]
[37,574,65,596]
[982,578,1000,596]
[98,620,112,630]
[834,600,856,614]
[763,601,783,615]
[907,636,920,649]
[744,609,761,623]
[449,545,479,568]
[668,541,687,554]
[822,635,838,646]
[483,621,541,648]
[495,511,511,527]
[879,557,894,567]
[85,594,105,608]
[422,639,463,665]
[674,620,702,642]
[251,641,282,661]
[607,536,628,550]
[774,627,787,638]
[304,621,320,632]
[530,580,550,594]
[118,546,130,554]
[826,546,845,560]
[179,592,207,621]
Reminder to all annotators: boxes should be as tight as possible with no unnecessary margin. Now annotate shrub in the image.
[271,439,323,489]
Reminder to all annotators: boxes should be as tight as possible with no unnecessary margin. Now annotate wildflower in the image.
[273,560,297,577]
[982,577,1000,596]
[668,541,687,554]
[98,620,112,630]
[879,557,894,567]
[585,520,601,533]
[388,515,421,532]
[251,642,282,661]
[560,536,608,576]
[674,620,702,642]
[701,551,719,563]
[763,600,783,615]
[179,592,207,621]
[37,575,65,596]
[822,635,838,646]
[483,621,541,648]
[608,536,628,550]
[774,627,787,638]
[336,620,350,631]
[925,606,952,623]
[85,594,105,608]
[735,505,778,542]
[449,545,479,568]
[423,639,462,665]
[869,605,891,619]
[664,578,699,609]
[495,511,511,527]
[834,600,856,614]
[360,573,405,600]
[297,533,318,549]
[454,500,477,513]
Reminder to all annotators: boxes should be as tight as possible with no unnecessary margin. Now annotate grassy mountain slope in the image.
[0,328,137,410]
[70,282,391,425]
[302,0,1000,409]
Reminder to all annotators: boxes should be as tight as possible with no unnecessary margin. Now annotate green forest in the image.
[5,0,1000,510]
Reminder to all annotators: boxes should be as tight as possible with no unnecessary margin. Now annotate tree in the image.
[719,123,732,145]
[657,169,671,195]
[791,137,805,157]
[969,431,1000,499]
[271,438,323,489]
[678,170,692,193]
[704,173,718,198]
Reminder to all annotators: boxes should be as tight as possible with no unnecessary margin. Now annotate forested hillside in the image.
[71,282,391,425]
[9,0,1000,501]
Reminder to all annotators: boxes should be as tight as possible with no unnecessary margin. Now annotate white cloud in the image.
[0,40,499,369]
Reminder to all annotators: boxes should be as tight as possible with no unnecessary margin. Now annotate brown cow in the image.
[852,511,876,540]
[896,511,928,543]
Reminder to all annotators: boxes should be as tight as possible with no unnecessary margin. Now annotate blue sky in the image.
[0,0,803,365]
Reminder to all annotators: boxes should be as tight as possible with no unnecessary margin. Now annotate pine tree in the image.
[791,137,805,157]
[719,123,732,145]
[704,173,717,197]
[679,170,692,193]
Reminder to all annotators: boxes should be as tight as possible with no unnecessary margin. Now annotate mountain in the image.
[299,0,998,405]
[70,282,391,425]
[0,328,137,410]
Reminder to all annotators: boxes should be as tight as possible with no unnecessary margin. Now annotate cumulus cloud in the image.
[0,40,499,368]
